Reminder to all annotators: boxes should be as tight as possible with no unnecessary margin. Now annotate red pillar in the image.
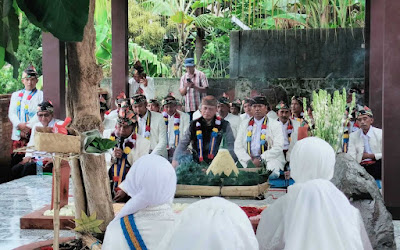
[382,0,400,219]
[111,0,129,106]
[42,32,66,119]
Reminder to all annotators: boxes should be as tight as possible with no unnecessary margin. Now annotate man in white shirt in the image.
[129,61,155,100]
[161,96,190,162]
[235,96,285,179]
[240,98,254,121]
[11,101,59,179]
[8,66,43,166]
[348,106,382,179]
[217,97,241,138]
[131,94,167,158]
[276,101,300,162]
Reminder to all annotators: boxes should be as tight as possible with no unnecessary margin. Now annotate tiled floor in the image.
[0,176,399,249]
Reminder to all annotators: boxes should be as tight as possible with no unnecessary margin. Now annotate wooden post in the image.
[111,0,129,103]
[52,156,62,250]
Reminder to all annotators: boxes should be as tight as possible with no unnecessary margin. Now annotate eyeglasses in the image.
[37,113,51,117]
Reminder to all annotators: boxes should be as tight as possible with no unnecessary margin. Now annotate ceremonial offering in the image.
[34,126,81,154]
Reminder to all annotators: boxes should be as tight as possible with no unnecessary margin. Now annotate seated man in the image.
[234,96,285,179]
[131,94,167,158]
[172,96,236,167]
[162,96,190,162]
[347,106,382,179]
[217,97,241,138]
[11,101,60,179]
[104,108,150,198]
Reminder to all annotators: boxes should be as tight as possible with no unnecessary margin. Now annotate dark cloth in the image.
[11,162,53,179]
[187,111,194,121]
[173,116,236,164]
[361,159,381,179]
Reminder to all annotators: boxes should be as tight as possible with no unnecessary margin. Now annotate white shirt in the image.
[138,111,149,136]
[8,89,43,140]
[360,128,373,161]
[129,77,155,101]
[167,114,177,148]
[240,113,251,121]
[251,117,264,157]
[279,120,290,150]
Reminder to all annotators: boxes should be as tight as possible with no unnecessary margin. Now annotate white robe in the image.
[257,137,372,250]
[157,197,258,250]
[234,117,285,175]
[137,111,167,158]
[103,155,177,249]
[224,113,241,139]
[102,204,175,250]
[8,89,43,140]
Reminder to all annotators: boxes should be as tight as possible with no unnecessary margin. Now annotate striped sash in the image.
[120,214,147,250]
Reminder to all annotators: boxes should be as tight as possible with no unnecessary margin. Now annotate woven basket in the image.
[34,127,81,154]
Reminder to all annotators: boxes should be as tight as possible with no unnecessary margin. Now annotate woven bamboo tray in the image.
[175,181,269,198]
[34,127,81,154]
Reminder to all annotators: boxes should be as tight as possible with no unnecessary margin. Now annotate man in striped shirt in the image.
[179,58,208,120]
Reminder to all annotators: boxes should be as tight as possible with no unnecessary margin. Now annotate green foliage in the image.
[128,0,166,50]
[0,0,20,76]
[176,161,269,186]
[303,89,356,152]
[95,13,170,77]
[16,0,89,42]
[0,65,21,94]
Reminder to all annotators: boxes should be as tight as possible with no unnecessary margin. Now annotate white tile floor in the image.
[0,176,398,249]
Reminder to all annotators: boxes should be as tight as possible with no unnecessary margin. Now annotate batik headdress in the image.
[276,101,289,110]
[117,109,137,126]
[356,105,373,118]
[37,101,54,113]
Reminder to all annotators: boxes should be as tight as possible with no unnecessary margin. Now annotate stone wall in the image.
[101,77,364,107]
[0,95,12,171]
[230,28,365,79]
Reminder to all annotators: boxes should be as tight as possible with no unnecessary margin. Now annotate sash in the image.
[112,153,130,192]
[121,214,148,250]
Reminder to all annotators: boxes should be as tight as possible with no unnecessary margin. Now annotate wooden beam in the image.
[111,0,129,106]
[382,0,400,219]
[42,33,66,119]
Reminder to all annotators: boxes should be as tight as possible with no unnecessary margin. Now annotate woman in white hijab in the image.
[103,154,177,250]
[158,197,259,250]
[256,137,372,250]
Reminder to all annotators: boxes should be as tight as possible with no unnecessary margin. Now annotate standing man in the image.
[347,106,382,179]
[179,58,208,120]
[162,96,190,162]
[240,98,255,121]
[276,101,300,162]
[217,97,241,138]
[131,94,167,158]
[290,96,304,120]
[172,96,236,168]
[235,96,285,179]
[8,65,43,166]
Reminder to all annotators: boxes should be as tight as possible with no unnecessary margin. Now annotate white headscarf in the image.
[113,154,177,221]
[257,137,372,250]
[289,137,335,183]
[158,197,259,250]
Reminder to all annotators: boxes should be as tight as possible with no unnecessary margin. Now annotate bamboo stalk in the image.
[53,156,62,250]
[69,157,87,220]
[81,233,102,250]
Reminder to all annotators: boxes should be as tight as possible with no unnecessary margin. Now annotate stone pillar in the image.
[382,0,400,219]
[111,0,129,105]
[367,0,384,128]
[42,32,66,119]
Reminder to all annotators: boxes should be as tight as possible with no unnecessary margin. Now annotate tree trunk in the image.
[66,0,114,230]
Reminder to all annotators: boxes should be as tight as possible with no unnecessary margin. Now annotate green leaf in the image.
[0,47,5,68]
[16,0,90,42]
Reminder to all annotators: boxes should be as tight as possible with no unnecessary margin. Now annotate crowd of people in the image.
[6,60,381,249]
